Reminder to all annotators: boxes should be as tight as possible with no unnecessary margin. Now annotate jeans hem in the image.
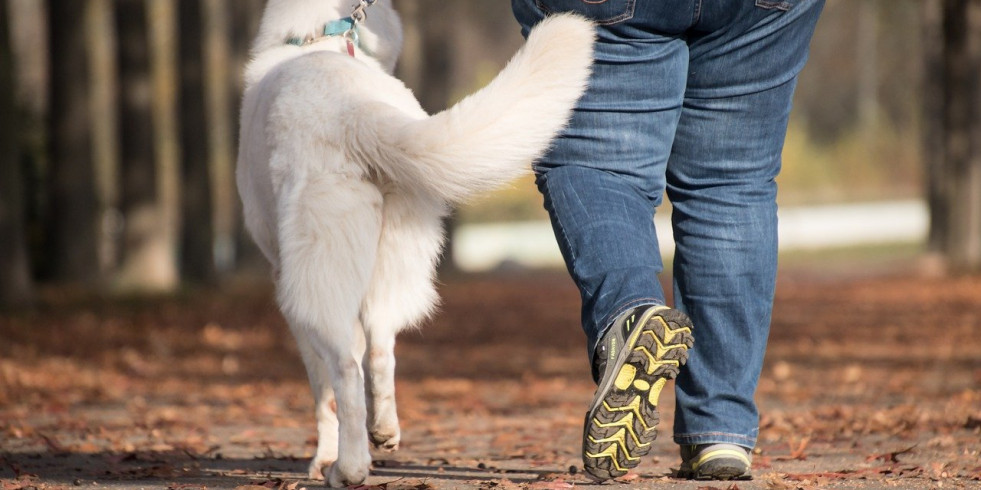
[673,432,758,449]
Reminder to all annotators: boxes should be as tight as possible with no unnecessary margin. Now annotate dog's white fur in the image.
[236,1,593,486]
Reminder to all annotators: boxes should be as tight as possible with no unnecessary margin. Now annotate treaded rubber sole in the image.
[582,307,694,481]
[678,467,752,481]
[678,457,752,481]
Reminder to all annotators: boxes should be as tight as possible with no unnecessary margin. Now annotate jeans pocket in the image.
[755,0,798,11]
[534,0,636,25]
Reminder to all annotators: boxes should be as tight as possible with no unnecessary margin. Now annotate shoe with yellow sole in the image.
[678,443,752,480]
[582,305,694,481]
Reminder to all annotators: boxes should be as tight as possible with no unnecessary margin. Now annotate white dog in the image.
[236,0,594,486]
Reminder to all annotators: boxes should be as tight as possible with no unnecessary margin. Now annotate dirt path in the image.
[2,267,979,489]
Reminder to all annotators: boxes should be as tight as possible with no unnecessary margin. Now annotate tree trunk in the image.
[46,0,100,284]
[114,0,180,291]
[178,0,216,284]
[937,0,981,272]
[924,0,948,259]
[203,0,236,275]
[0,1,34,306]
[397,0,456,114]
[229,0,262,86]
[86,0,121,275]
[147,0,181,288]
[856,0,879,130]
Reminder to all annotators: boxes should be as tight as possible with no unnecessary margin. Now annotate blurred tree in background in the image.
[114,0,181,292]
[1,0,980,307]
[925,0,981,272]
[0,0,33,304]
[178,0,215,284]
[46,0,99,285]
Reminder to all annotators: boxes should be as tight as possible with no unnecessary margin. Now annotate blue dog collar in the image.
[286,17,359,48]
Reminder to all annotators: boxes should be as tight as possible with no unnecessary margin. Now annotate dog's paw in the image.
[370,430,400,452]
[325,461,370,489]
[307,458,332,480]
[307,440,338,480]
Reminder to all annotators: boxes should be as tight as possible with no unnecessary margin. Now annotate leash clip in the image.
[351,0,376,25]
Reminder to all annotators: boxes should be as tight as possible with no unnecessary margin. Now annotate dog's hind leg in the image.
[296,323,369,479]
[360,321,400,451]
[295,338,338,479]
[276,171,382,488]
[361,193,447,451]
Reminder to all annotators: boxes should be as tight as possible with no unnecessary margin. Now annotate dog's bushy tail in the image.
[380,14,594,203]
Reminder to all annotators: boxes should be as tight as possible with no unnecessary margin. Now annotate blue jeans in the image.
[512,0,824,449]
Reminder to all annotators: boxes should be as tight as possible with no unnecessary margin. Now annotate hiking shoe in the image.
[678,443,752,480]
[582,305,694,481]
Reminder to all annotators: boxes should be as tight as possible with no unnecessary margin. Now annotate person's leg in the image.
[667,0,825,466]
[511,1,698,479]
[511,0,690,362]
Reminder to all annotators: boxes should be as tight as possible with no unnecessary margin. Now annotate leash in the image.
[286,0,377,57]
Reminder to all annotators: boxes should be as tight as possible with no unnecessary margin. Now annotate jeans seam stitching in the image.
[543,176,577,265]
[755,0,793,11]
[674,432,758,443]
[534,0,637,26]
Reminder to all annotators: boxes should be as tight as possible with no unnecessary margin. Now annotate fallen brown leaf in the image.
[761,474,797,490]
[616,471,640,482]
[789,437,809,460]
[775,437,809,461]
[784,470,853,481]
[528,481,574,489]
[695,485,744,490]
[865,444,916,463]
[244,478,300,490]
